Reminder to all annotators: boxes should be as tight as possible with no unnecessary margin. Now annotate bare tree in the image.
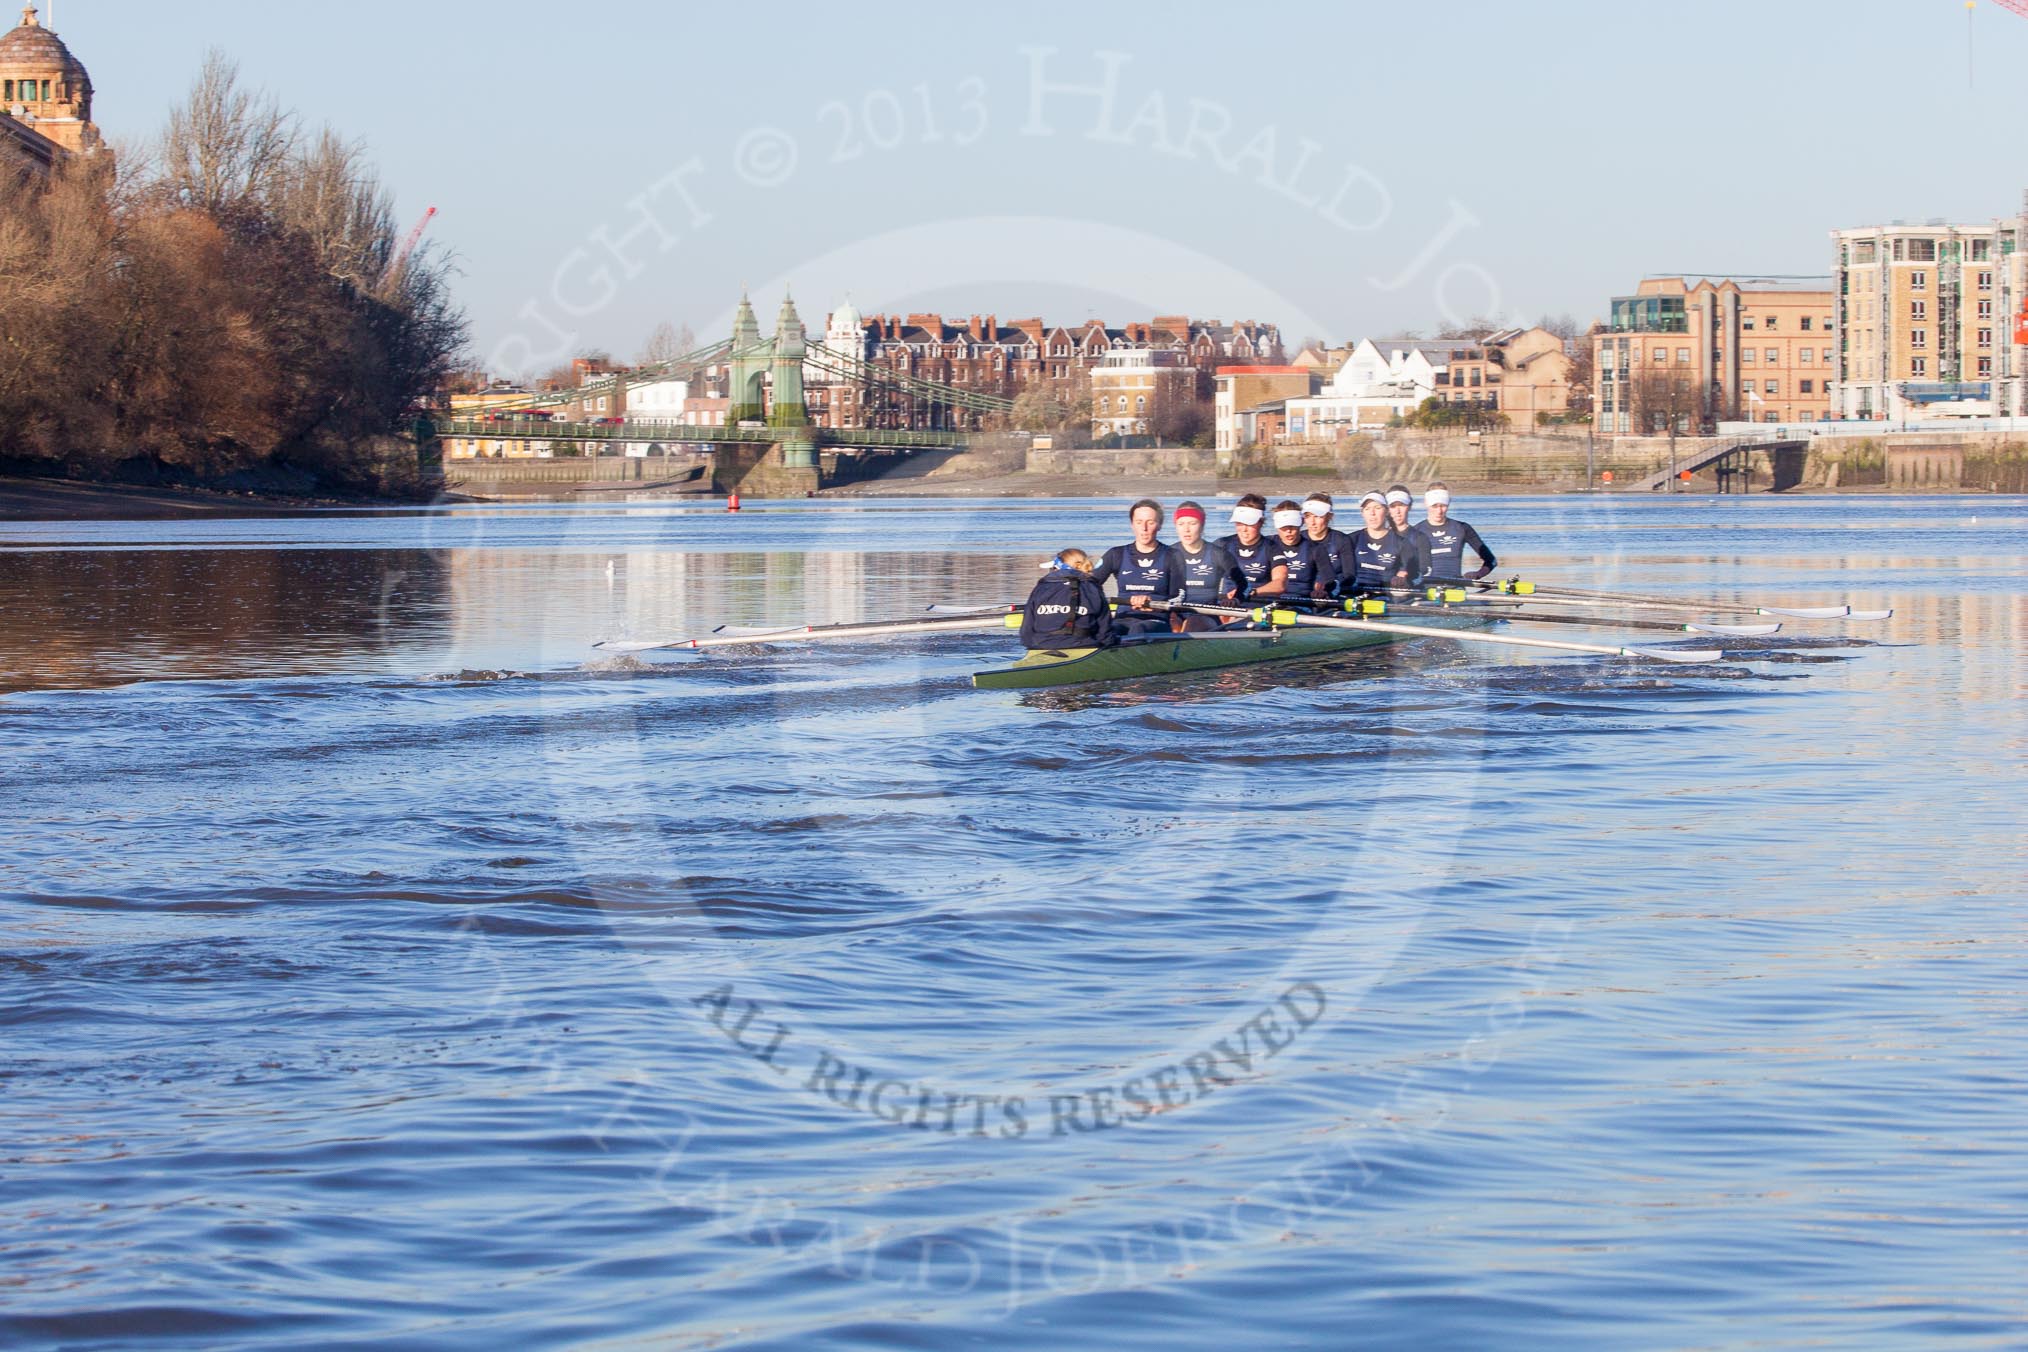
[1435,314,1505,340]
[158,50,298,214]
[1534,312,1584,341]
[270,127,397,291]
[636,321,697,366]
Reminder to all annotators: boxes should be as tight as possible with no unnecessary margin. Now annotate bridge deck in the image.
[433,419,975,450]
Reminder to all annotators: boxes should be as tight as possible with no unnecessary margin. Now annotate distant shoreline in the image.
[0,473,2005,521]
[0,475,454,522]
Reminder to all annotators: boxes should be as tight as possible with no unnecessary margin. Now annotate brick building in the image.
[1833,216,2023,420]
[804,309,1283,431]
[1594,276,1835,434]
[1436,327,1578,426]
[1214,366,1315,451]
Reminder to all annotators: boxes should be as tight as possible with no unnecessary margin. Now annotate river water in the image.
[1,493,2022,1349]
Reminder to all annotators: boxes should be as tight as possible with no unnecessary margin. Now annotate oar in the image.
[717,603,1019,635]
[1473,579,1890,621]
[1335,596,1777,638]
[594,613,1017,652]
[1181,604,1725,665]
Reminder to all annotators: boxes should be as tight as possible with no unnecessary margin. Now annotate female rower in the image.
[1019,549,1116,650]
[1297,493,1351,601]
[1384,484,1426,580]
[1411,483,1498,581]
[1213,494,1290,598]
[1088,498,1175,637]
[1346,489,1415,594]
[1167,501,1243,632]
[1267,500,1314,598]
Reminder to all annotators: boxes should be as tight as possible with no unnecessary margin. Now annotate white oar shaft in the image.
[597,615,1008,652]
[1510,584,1886,621]
[1184,605,1720,664]
[1493,590,1853,621]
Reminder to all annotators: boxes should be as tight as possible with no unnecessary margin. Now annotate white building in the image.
[625,377,690,421]
[1281,337,1473,437]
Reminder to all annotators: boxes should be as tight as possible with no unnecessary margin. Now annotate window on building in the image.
[2,81,10,101]
[1800,348,1813,365]
[1977,271,1993,291]
[1766,316,1779,331]
[1822,347,1833,363]
[1765,380,1779,395]
[1761,410,1777,423]
[1978,357,1993,376]
[1911,329,1927,348]
[1743,318,1756,330]
[1765,348,1778,364]
[1800,379,1815,394]
[1911,300,1927,321]
[1854,240,1877,263]
[1743,348,1757,364]
[1971,239,1991,261]
[1911,271,1927,290]
[1652,348,1666,364]
[1800,317,1812,331]
[1911,356,1927,376]
[1908,239,1936,262]
[1676,347,1690,364]
[1135,396,1146,411]
[1979,328,1992,348]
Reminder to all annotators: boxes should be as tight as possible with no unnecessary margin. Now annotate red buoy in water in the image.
[727,491,741,512]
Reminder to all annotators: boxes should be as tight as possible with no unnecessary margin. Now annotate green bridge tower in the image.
[727,292,767,424]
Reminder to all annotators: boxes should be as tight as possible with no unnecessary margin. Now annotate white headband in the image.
[1385,489,1411,506]
[1301,498,1333,517]
[1426,488,1452,506]
[1359,491,1386,507]
[1272,509,1303,529]
[1230,505,1265,526]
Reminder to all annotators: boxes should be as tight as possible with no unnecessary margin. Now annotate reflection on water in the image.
[0,495,2024,1349]
[0,548,451,693]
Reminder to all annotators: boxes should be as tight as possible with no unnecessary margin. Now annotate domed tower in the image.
[0,5,101,156]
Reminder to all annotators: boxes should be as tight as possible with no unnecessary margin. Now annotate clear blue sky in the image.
[63,0,2028,370]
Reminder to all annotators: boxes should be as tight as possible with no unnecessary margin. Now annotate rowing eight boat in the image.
[971,607,1491,690]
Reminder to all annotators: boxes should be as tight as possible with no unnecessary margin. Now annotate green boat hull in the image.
[972,624,1399,690]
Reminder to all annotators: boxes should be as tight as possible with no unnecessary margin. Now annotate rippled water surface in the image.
[2,493,2023,1349]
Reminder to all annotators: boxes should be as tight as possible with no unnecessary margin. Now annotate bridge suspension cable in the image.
[802,346,1015,415]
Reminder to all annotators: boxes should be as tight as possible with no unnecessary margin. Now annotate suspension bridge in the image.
[422,294,1020,496]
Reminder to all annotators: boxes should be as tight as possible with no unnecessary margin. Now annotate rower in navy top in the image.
[1384,485,1427,578]
[1019,548,1117,650]
[1267,500,1313,598]
[1167,501,1243,632]
[1296,493,1353,600]
[1087,498,1175,637]
[1345,490,1415,593]
[1409,482,1498,581]
[1213,494,1289,598]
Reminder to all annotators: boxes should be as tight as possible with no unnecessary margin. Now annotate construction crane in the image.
[383,206,437,286]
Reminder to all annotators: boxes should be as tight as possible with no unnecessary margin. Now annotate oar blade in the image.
[1625,644,1723,664]
[1688,622,1781,637]
[1758,606,1852,619]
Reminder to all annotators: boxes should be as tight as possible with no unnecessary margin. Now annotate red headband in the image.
[1173,505,1206,523]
